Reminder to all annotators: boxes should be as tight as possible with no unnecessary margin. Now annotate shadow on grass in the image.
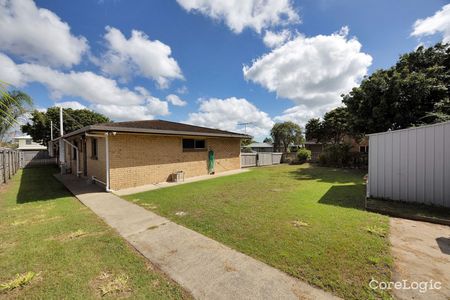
[17,166,72,204]
[288,164,365,184]
[366,198,450,222]
[318,184,366,210]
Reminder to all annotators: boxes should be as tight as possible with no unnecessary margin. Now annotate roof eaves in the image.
[58,125,251,139]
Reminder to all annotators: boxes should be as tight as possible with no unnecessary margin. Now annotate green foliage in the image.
[270,121,304,152]
[263,137,273,144]
[305,107,352,144]
[305,118,322,141]
[319,144,353,167]
[343,43,450,134]
[22,107,110,144]
[297,148,311,163]
[0,86,33,140]
[322,107,351,143]
[240,138,254,147]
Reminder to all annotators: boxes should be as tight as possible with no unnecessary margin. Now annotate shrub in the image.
[297,148,311,163]
[319,144,353,167]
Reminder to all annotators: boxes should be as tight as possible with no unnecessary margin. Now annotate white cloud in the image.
[0,53,24,86]
[243,27,372,114]
[54,101,87,110]
[0,53,171,121]
[18,63,144,105]
[166,94,187,106]
[274,104,335,127]
[263,29,292,48]
[176,0,299,34]
[97,27,183,88]
[411,4,450,43]
[186,97,274,139]
[0,0,88,67]
[91,97,169,120]
[176,85,188,94]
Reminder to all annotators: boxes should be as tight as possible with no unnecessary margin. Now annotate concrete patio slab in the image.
[56,173,338,300]
[114,168,249,196]
[390,218,450,300]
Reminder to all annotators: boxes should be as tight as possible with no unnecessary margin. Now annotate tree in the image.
[263,137,273,144]
[240,138,254,147]
[305,118,323,142]
[0,88,33,141]
[321,107,351,144]
[22,107,110,144]
[305,107,352,144]
[270,121,304,152]
[343,43,450,134]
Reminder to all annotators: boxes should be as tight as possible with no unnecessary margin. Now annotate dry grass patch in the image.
[0,272,39,293]
[366,225,387,237]
[291,220,309,228]
[93,272,131,297]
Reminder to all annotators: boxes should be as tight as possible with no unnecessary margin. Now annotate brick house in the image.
[52,120,249,191]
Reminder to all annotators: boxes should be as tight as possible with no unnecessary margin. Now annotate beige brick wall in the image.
[85,137,106,183]
[109,134,241,190]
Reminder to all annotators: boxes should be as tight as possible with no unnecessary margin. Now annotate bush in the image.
[319,144,353,167]
[297,148,311,163]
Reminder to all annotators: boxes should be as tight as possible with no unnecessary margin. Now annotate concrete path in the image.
[390,218,450,300]
[114,169,249,196]
[56,174,337,300]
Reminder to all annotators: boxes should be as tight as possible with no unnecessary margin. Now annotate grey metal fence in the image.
[368,121,450,208]
[0,148,20,185]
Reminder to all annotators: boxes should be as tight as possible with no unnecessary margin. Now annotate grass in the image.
[0,167,190,299]
[124,164,393,300]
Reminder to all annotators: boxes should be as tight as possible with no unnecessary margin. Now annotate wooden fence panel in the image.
[272,153,282,164]
[257,153,272,166]
[241,153,257,167]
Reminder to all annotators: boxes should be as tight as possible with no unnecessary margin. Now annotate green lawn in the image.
[124,164,392,299]
[0,167,190,299]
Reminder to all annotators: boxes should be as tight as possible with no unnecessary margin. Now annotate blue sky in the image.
[1,0,449,140]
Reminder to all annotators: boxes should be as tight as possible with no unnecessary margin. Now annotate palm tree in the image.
[0,81,33,141]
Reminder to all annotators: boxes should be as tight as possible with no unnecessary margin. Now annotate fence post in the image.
[2,151,5,183]
[8,151,11,179]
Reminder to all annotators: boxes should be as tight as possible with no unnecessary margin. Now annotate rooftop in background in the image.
[14,135,46,150]
[58,119,251,140]
[247,142,273,148]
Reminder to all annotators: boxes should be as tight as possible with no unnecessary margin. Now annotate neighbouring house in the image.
[14,135,47,151]
[367,121,450,207]
[51,120,250,191]
[14,135,53,167]
[304,141,325,162]
[245,142,273,153]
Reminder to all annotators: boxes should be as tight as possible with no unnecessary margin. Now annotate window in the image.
[91,138,98,159]
[25,139,32,145]
[182,139,206,151]
[359,146,368,153]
